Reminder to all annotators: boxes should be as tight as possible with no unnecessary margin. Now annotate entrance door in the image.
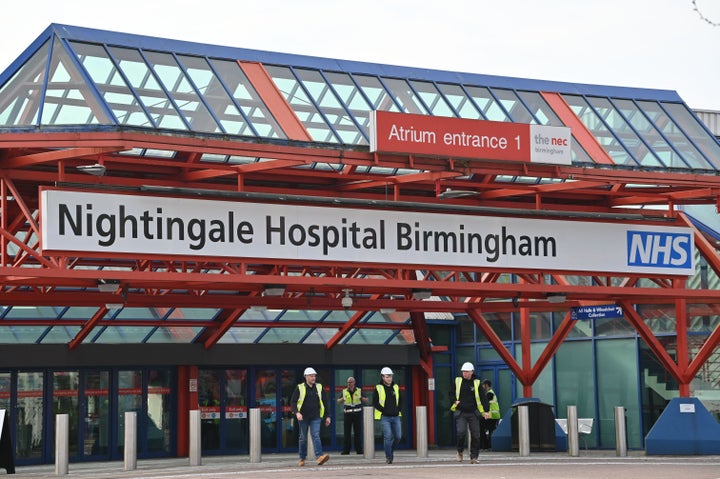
[198,368,249,453]
[477,365,513,417]
[253,368,301,452]
[17,372,43,461]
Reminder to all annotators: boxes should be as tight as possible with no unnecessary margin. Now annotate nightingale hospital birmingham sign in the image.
[369,110,572,165]
[41,190,694,276]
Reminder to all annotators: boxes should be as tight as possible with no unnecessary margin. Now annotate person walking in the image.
[451,362,489,464]
[481,379,501,450]
[290,367,331,467]
[337,376,367,454]
[373,367,401,464]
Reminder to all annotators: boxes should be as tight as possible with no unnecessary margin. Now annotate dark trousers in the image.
[480,418,498,449]
[454,410,481,459]
[342,411,363,453]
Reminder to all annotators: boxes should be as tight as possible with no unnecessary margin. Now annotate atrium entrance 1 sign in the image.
[369,111,572,165]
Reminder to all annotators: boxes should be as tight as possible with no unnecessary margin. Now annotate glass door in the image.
[17,372,43,461]
[53,371,80,457]
[82,370,110,458]
[198,368,249,453]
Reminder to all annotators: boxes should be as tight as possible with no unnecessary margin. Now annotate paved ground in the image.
[9,450,720,479]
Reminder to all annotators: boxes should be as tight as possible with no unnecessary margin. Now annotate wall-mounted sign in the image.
[571,304,624,321]
[369,110,572,165]
[40,190,694,276]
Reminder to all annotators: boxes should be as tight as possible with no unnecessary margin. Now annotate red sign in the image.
[370,111,571,165]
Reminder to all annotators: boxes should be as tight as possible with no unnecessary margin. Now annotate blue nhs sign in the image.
[627,230,692,270]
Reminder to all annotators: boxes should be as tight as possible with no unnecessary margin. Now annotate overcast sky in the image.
[1,0,719,110]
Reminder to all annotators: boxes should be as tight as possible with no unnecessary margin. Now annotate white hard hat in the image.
[304,367,317,376]
[461,362,475,372]
[381,367,393,375]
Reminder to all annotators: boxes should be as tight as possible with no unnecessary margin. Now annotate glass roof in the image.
[1,24,719,171]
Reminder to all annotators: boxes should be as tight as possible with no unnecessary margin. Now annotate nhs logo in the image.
[627,230,692,270]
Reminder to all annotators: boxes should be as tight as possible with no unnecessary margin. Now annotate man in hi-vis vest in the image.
[373,367,401,464]
[481,379,501,450]
[337,376,367,454]
[450,362,489,464]
[290,367,331,467]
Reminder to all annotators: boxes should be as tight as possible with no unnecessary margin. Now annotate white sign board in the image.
[40,190,694,275]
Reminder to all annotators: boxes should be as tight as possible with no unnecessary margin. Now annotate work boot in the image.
[298,459,305,467]
[456,451,463,462]
[317,453,329,465]
[471,458,479,464]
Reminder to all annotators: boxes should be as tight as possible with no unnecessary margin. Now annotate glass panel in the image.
[352,74,400,112]
[117,370,142,456]
[637,100,708,169]
[295,69,360,144]
[281,369,300,449]
[324,71,371,144]
[597,339,641,448]
[555,341,595,434]
[562,94,634,165]
[531,342,554,402]
[613,98,680,167]
[492,88,534,124]
[517,91,562,126]
[144,51,220,134]
[464,86,509,121]
[147,369,172,453]
[265,65,338,143]
[53,371,80,457]
[382,78,427,114]
[107,46,186,130]
[72,41,152,127]
[83,370,109,457]
[0,41,49,126]
[199,369,221,451]
[255,369,277,448]
[409,80,454,117]
[662,102,720,169]
[225,369,248,450]
[513,312,552,340]
[586,96,662,167]
[437,83,483,119]
[17,372,43,459]
[209,58,285,138]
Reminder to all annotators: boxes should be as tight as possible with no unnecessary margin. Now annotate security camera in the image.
[341,295,353,309]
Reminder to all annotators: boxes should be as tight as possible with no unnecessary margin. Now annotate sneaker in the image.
[471,458,479,464]
[386,457,393,464]
[317,453,330,465]
[456,451,463,462]
[298,459,305,467]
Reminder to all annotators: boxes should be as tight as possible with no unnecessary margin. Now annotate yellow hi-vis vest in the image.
[486,387,501,419]
[450,377,485,413]
[374,384,401,420]
[296,383,325,418]
[342,388,363,413]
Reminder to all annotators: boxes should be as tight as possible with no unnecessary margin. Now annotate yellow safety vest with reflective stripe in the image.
[296,383,325,418]
[342,388,363,413]
[374,384,401,420]
[486,387,501,419]
[450,377,485,413]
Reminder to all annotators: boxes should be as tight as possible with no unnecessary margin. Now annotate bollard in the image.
[567,405,579,457]
[615,406,627,457]
[363,406,375,459]
[518,405,530,457]
[55,414,69,475]
[249,408,261,463]
[416,406,428,458]
[124,411,137,470]
[189,409,202,466]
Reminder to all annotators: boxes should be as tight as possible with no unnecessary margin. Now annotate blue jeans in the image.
[297,418,323,459]
[380,415,401,460]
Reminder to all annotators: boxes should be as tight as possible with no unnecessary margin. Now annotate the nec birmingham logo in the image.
[627,231,692,269]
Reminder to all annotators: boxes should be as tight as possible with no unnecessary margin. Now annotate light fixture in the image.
[341,289,353,309]
[262,285,285,296]
[412,289,432,300]
[546,292,567,304]
[105,303,124,310]
[76,163,107,177]
[438,188,480,199]
[380,308,397,314]
[250,305,268,312]
[97,279,121,293]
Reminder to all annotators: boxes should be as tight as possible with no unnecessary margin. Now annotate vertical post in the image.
[189,409,202,466]
[615,406,627,457]
[249,408,261,463]
[416,406,428,458]
[124,411,137,470]
[55,414,69,475]
[566,405,579,457]
[363,406,375,459]
[518,405,530,457]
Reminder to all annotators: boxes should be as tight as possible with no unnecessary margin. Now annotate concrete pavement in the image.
[9,449,720,479]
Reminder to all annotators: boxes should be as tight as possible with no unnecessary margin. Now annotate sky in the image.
[1,0,719,110]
